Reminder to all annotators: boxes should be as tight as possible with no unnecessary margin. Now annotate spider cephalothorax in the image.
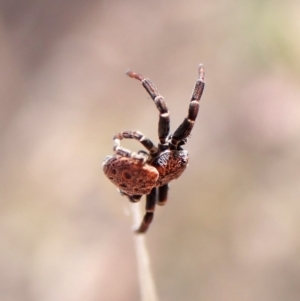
[103,65,205,233]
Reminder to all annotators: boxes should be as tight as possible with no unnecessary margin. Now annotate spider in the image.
[103,64,205,233]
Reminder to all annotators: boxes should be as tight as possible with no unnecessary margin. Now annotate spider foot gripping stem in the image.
[135,187,157,234]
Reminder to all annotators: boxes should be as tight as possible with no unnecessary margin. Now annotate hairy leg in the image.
[126,70,170,149]
[171,64,205,148]
[157,184,168,206]
[135,187,157,233]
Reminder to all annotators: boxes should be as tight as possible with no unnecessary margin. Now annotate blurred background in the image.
[1,0,300,300]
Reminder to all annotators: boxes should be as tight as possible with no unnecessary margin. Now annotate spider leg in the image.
[126,70,170,147]
[114,130,158,156]
[170,64,205,149]
[157,184,168,206]
[113,145,148,164]
[135,187,157,233]
[128,195,142,203]
[119,190,143,202]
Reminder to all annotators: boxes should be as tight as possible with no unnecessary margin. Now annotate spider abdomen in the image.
[152,150,189,186]
[103,155,159,196]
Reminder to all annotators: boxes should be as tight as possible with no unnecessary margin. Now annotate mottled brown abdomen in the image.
[103,155,159,195]
[152,150,189,186]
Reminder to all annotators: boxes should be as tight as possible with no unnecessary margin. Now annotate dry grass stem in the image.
[131,203,159,301]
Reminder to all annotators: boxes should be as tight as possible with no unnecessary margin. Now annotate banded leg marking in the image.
[126,70,170,145]
[113,130,158,158]
[158,184,168,206]
[135,187,157,233]
[171,64,205,148]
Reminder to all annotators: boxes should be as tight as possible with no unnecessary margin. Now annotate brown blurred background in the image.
[1,0,300,300]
